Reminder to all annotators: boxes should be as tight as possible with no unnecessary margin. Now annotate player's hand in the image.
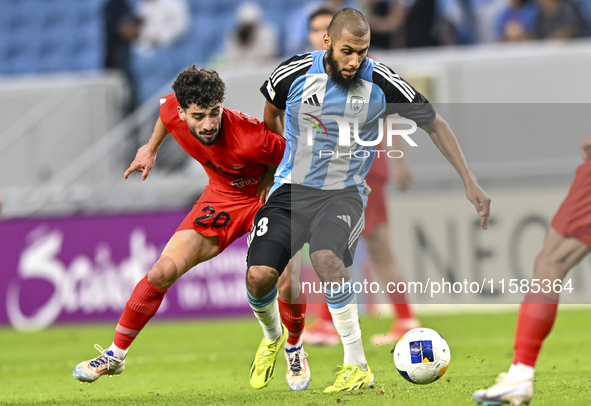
[124,145,157,180]
[466,183,491,230]
[579,131,591,160]
[391,157,412,191]
[256,165,276,203]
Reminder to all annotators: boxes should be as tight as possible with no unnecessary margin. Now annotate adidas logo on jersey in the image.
[303,94,320,106]
[337,215,351,227]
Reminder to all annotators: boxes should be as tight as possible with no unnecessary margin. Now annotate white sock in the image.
[285,337,302,350]
[328,298,367,370]
[507,363,534,382]
[108,343,127,360]
[252,299,283,341]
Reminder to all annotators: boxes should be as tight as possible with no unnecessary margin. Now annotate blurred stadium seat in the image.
[0,0,300,101]
[0,0,104,75]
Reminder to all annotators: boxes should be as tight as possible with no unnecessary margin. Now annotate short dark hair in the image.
[172,65,226,110]
[309,7,334,28]
[327,8,369,41]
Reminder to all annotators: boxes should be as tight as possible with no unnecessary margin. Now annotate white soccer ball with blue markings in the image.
[393,327,450,385]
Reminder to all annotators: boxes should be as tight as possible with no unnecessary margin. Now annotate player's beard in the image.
[191,127,221,146]
[325,46,365,91]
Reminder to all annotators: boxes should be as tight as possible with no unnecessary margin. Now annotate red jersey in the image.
[159,94,286,197]
[365,140,389,183]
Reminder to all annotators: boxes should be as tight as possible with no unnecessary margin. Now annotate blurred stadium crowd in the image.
[1,0,590,106]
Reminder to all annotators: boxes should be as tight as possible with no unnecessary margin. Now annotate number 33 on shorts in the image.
[248,217,269,245]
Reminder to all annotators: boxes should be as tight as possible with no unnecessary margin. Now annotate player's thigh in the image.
[247,188,308,275]
[363,177,388,238]
[362,223,394,263]
[248,205,295,275]
[161,229,220,275]
[277,250,303,301]
[308,190,364,268]
[535,227,591,279]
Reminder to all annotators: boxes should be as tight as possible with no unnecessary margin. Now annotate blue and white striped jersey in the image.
[260,50,436,199]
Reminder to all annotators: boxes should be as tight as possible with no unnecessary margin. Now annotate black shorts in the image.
[246,184,365,274]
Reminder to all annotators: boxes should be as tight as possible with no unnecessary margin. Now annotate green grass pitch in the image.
[1,307,590,405]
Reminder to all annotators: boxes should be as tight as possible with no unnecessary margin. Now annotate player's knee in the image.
[246,265,279,297]
[533,246,568,280]
[148,257,179,290]
[276,273,292,301]
[310,249,348,283]
[367,240,392,265]
[311,249,339,268]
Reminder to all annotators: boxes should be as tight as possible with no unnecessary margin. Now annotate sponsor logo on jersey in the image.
[231,178,261,188]
[303,94,321,107]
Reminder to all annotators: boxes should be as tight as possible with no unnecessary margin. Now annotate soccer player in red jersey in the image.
[473,131,591,406]
[300,7,421,347]
[72,65,287,384]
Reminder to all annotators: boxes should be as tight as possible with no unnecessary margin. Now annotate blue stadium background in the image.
[0,0,306,102]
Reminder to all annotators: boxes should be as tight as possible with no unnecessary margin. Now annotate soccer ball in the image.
[393,327,450,385]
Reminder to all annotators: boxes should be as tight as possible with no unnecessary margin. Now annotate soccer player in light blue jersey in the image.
[245,8,491,393]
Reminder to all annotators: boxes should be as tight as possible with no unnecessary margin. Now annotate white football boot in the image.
[73,344,126,383]
[284,343,311,391]
[473,373,533,406]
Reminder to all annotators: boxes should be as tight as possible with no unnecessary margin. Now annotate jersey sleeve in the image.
[251,125,286,166]
[260,53,314,110]
[245,122,285,166]
[232,110,286,166]
[372,63,436,127]
[158,93,183,132]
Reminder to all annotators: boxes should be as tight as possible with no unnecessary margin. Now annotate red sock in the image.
[513,291,559,367]
[113,274,167,350]
[319,302,332,322]
[278,292,307,345]
[387,290,414,320]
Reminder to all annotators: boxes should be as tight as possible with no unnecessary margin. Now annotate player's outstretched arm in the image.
[421,113,491,230]
[124,117,169,180]
[579,130,591,160]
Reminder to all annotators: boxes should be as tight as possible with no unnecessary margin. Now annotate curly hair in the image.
[172,65,226,110]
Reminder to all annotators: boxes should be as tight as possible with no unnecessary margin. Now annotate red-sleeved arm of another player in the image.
[254,127,286,166]
[159,94,186,134]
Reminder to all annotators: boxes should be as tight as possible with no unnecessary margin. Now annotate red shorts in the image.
[551,159,591,247]
[362,176,388,236]
[176,187,263,252]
